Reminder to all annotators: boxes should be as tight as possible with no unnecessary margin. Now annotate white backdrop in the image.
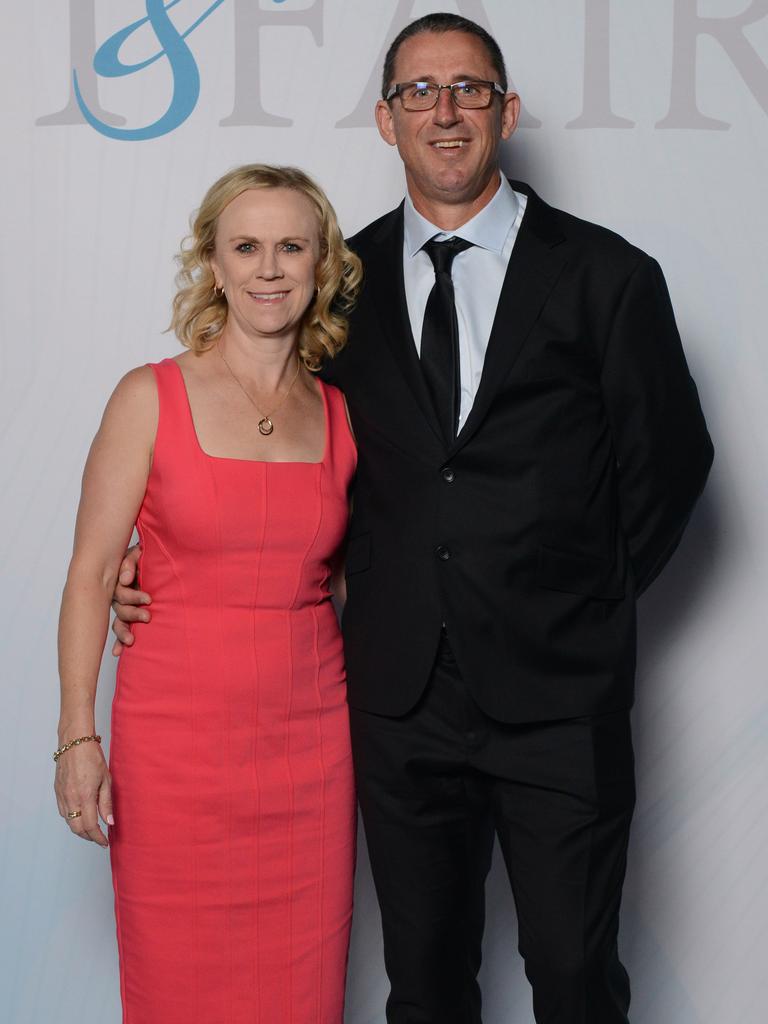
[2,2,767,1022]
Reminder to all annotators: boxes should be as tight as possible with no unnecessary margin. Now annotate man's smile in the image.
[430,138,469,150]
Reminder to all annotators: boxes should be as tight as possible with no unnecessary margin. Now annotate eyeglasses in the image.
[385,80,505,111]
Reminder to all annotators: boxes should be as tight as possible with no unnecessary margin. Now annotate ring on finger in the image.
[66,810,82,819]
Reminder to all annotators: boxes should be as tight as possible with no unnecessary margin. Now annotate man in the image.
[113,13,713,1023]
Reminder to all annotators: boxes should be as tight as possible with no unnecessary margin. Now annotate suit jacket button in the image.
[441,466,455,483]
[435,545,452,561]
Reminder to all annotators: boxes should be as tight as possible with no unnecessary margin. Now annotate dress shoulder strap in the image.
[320,379,357,475]
[147,358,200,462]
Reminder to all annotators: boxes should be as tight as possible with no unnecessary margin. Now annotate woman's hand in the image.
[110,544,152,655]
[54,742,113,848]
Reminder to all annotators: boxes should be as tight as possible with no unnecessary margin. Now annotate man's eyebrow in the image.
[405,73,484,83]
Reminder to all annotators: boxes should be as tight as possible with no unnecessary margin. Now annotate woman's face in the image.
[210,187,321,345]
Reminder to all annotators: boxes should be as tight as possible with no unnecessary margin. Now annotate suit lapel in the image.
[361,205,446,449]
[447,182,567,459]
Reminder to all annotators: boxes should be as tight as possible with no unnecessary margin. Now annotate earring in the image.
[213,283,224,298]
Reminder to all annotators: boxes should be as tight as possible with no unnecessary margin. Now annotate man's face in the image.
[375,31,519,210]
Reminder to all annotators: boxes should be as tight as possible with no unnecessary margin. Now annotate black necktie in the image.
[420,237,474,441]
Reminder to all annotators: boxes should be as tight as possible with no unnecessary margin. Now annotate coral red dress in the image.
[109,358,356,1023]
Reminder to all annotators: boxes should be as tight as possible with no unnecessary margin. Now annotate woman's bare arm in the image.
[55,366,157,845]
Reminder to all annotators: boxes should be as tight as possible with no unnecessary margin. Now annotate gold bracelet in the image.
[53,734,102,763]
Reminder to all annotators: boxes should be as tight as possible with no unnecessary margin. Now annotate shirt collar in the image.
[403,173,519,258]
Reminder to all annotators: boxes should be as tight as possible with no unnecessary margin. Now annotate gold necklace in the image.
[217,345,302,436]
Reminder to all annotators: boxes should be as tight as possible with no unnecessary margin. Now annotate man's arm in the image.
[600,255,714,596]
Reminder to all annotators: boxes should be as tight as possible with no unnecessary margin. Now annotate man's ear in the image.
[500,92,521,141]
[375,99,398,147]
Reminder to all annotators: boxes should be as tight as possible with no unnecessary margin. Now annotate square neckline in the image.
[169,358,329,466]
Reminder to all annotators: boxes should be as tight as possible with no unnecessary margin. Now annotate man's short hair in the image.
[381,12,509,99]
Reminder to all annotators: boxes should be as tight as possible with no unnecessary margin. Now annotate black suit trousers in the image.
[350,635,636,1024]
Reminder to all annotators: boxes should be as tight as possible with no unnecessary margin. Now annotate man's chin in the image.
[407,162,495,210]
[431,171,484,204]
[414,161,468,192]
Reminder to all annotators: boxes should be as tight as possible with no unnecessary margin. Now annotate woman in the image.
[54,164,363,1022]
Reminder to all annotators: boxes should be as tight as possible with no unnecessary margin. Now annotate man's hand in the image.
[110,544,151,655]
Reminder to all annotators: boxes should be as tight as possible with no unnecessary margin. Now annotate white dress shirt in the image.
[403,174,527,431]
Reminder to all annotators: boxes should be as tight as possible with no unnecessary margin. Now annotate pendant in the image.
[258,417,274,436]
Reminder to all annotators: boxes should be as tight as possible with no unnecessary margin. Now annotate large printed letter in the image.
[73,0,225,141]
[658,0,768,129]
[36,0,124,127]
[221,0,325,127]
[335,0,541,129]
[566,0,634,129]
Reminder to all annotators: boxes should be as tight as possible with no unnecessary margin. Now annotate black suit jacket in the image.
[322,180,713,722]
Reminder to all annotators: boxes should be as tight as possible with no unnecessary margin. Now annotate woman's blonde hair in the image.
[170,164,363,370]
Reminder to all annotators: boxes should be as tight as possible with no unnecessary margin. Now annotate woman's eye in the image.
[236,242,255,253]
[282,243,302,253]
